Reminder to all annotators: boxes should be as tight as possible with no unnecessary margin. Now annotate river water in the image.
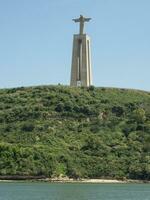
[0,182,150,200]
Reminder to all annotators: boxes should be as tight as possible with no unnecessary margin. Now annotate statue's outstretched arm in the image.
[85,18,92,22]
[73,19,80,22]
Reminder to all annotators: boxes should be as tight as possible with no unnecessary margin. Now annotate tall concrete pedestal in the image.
[70,34,92,87]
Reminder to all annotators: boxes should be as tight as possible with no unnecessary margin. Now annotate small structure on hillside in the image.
[70,15,93,87]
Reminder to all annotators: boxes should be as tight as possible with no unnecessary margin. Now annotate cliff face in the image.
[0,85,150,180]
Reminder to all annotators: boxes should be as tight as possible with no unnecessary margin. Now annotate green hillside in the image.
[0,85,150,180]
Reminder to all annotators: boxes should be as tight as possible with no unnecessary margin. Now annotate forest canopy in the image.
[0,85,150,180]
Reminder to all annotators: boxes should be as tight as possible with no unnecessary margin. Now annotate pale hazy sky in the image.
[0,0,150,91]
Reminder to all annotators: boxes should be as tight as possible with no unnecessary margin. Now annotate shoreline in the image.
[0,176,149,184]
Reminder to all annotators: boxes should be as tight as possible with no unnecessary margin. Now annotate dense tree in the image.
[0,85,150,180]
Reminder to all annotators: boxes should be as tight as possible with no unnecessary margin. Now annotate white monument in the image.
[70,15,93,87]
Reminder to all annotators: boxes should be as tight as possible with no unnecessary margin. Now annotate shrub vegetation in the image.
[0,85,150,180]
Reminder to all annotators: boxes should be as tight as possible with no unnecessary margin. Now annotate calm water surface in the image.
[0,182,150,200]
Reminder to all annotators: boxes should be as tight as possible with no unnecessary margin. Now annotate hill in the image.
[0,85,150,180]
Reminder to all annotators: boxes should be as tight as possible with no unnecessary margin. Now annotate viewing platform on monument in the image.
[70,15,93,87]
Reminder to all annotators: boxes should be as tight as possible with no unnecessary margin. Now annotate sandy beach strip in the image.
[0,177,149,184]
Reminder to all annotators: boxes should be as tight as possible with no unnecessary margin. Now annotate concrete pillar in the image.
[70,34,92,87]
